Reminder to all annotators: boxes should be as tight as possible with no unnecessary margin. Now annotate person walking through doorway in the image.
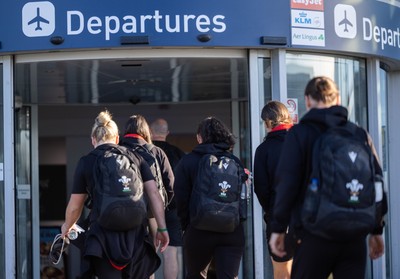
[269,76,387,279]
[150,118,185,279]
[254,101,294,279]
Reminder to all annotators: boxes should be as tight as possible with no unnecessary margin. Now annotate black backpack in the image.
[129,143,169,208]
[92,145,147,231]
[301,122,381,240]
[190,152,248,233]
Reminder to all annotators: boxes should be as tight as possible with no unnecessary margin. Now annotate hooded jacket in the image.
[174,142,234,230]
[254,129,289,223]
[270,106,387,235]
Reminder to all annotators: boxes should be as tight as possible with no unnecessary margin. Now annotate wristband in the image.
[157,228,168,232]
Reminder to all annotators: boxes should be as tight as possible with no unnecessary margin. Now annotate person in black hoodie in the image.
[254,101,293,279]
[61,110,169,279]
[269,77,387,279]
[174,116,245,279]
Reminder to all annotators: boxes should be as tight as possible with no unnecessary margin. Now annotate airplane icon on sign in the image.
[334,4,357,39]
[22,1,55,37]
[338,10,353,32]
[28,7,49,31]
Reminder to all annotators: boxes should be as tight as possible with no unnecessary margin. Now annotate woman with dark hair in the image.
[174,116,245,279]
[119,114,175,250]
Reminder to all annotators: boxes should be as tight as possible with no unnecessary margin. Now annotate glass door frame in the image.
[367,58,387,279]
[249,49,282,278]
[3,56,16,279]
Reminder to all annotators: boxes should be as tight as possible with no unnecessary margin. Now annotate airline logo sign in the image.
[291,0,325,47]
[292,28,325,46]
[291,10,324,29]
[22,1,55,37]
[291,0,324,11]
[334,4,357,39]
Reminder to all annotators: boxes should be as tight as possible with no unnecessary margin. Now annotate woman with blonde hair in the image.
[61,110,169,278]
[254,101,294,279]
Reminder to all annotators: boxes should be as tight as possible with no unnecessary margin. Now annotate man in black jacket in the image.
[269,76,387,279]
[150,118,185,279]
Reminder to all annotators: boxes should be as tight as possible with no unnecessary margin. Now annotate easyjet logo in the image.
[291,0,324,11]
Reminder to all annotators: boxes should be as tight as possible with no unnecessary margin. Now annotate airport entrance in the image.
[13,49,256,279]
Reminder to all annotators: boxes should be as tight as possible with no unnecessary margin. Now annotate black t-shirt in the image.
[72,143,154,196]
[152,140,185,170]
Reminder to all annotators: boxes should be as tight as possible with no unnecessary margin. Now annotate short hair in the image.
[304,76,339,105]
[261,101,293,129]
[197,116,235,146]
[91,110,119,142]
[150,118,169,136]
[123,114,152,143]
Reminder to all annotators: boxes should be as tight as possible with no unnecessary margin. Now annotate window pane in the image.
[286,53,367,128]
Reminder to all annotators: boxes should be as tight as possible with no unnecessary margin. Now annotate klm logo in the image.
[291,10,323,29]
[295,12,311,24]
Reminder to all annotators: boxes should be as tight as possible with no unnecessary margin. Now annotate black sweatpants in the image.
[292,232,367,279]
[183,225,245,279]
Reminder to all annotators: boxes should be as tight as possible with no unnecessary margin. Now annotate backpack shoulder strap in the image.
[218,151,248,183]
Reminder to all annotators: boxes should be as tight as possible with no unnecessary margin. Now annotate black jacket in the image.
[72,143,159,277]
[174,143,234,230]
[254,129,289,223]
[270,106,387,235]
[152,140,185,171]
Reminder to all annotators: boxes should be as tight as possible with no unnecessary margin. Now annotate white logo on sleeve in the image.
[22,2,55,37]
[334,4,357,39]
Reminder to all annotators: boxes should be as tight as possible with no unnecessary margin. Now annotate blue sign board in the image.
[1,0,399,61]
[0,0,290,52]
[290,0,400,60]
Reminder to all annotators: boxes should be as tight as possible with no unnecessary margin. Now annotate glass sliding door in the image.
[15,50,253,278]
[15,106,33,279]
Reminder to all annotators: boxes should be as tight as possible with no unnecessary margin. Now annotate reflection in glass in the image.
[286,53,367,128]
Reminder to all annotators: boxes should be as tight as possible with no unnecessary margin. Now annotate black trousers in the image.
[292,231,367,279]
[183,225,245,279]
